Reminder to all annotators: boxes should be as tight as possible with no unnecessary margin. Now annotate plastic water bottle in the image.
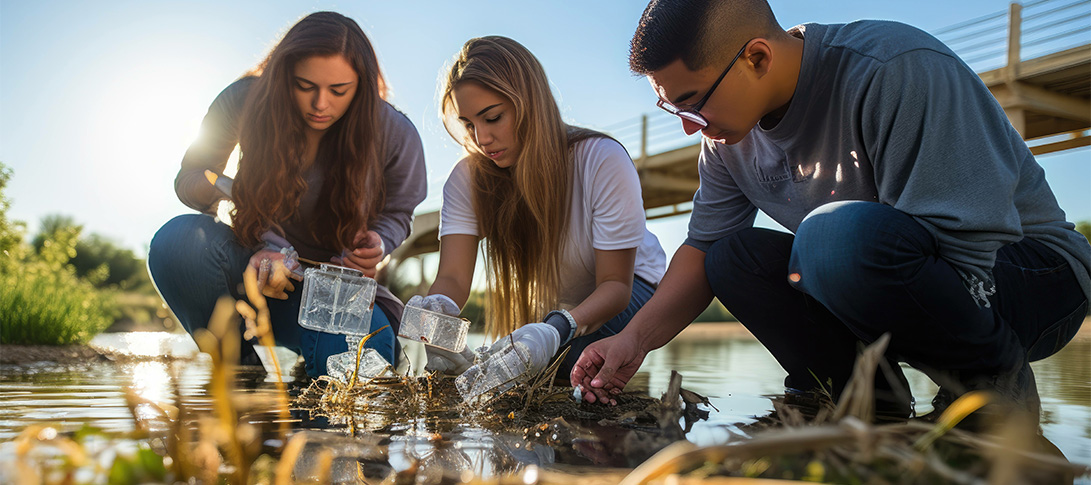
[326,348,392,384]
[455,339,532,400]
[399,304,470,352]
[298,264,376,336]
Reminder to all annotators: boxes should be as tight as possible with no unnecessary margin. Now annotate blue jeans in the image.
[556,276,657,378]
[147,214,396,377]
[705,201,1087,405]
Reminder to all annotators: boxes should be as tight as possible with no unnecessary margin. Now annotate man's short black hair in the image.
[630,0,781,74]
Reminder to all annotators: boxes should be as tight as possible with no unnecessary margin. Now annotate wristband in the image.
[544,309,578,345]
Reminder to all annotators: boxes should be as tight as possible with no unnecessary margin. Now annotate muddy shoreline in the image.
[0,344,111,364]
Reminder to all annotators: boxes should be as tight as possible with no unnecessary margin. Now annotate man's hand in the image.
[247,249,303,300]
[332,229,384,277]
[570,331,646,406]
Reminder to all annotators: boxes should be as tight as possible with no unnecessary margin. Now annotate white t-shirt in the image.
[439,137,666,308]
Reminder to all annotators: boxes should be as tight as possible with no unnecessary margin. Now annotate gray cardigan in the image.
[174,77,427,320]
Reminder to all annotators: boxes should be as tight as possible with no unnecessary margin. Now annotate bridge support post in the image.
[1005,2,1022,79]
[1003,2,1026,137]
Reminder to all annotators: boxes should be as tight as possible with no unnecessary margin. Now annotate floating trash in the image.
[326,348,393,384]
[399,304,470,352]
[455,339,532,401]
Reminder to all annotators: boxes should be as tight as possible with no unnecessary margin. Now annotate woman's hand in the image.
[426,346,477,375]
[247,249,304,300]
[407,294,461,317]
[407,294,474,374]
[488,323,562,375]
[331,229,384,277]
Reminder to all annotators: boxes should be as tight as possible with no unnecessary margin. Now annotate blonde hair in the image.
[441,36,602,338]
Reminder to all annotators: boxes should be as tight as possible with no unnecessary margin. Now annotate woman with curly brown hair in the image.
[148,12,425,376]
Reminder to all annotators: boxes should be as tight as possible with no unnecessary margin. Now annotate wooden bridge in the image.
[383,0,1090,278]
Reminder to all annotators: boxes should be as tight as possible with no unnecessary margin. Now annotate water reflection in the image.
[0,325,1087,475]
[630,324,1091,465]
[130,361,172,404]
[282,427,551,482]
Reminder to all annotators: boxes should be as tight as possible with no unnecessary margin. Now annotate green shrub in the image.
[72,233,154,293]
[0,164,120,345]
[31,215,153,293]
[31,213,80,253]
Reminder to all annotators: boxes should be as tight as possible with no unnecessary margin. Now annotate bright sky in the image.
[1,0,1088,259]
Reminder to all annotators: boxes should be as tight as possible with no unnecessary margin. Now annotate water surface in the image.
[1,324,1087,477]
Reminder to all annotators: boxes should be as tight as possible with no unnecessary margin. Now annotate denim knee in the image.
[148,214,250,334]
[789,201,933,297]
[148,215,191,278]
[149,214,237,275]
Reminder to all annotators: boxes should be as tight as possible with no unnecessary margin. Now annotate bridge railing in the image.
[603,111,695,167]
[605,0,1091,158]
[936,0,1091,72]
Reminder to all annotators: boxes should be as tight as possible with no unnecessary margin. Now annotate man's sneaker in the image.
[964,359,1040,418]
[923,359,1040,428]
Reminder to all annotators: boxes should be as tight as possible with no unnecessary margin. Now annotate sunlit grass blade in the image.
[914,390,993,450]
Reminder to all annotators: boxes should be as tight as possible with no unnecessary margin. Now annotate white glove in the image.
[426,345,477,374]
[486,323,562,376]
[407,294,470,374]
[406,294,460,317]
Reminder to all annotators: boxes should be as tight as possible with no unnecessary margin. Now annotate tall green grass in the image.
[0,228,120,345]
[0,268,119,345]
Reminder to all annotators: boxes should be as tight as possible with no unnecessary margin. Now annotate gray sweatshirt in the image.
[174,77,427,317]
[685,21,1090,306]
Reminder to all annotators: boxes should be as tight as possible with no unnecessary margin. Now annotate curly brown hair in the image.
[232,11,387,250]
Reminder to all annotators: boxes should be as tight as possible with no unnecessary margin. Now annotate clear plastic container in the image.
[298,263,376,336]
[326,348,392,383]
[455,339,531,400]
[399,304,470,352]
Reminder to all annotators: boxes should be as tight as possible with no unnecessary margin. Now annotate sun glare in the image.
[78,61,231,227]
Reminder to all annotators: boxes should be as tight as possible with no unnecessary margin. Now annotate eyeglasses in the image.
[656,41,749,130]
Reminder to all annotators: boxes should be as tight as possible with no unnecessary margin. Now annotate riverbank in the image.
[0,345,110,364]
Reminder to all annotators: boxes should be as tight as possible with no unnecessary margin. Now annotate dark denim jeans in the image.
[147,214,396,377]
[705,201,1087,406]
[556,276,657,378]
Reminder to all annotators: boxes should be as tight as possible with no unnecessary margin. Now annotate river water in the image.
[1,322,1088,478]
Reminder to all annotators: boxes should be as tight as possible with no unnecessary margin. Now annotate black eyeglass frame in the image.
[656,41,751,129]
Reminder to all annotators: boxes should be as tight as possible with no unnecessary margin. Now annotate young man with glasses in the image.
[571,0,1089,423]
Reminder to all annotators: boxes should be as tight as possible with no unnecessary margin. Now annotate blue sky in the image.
[1,0,1088,259]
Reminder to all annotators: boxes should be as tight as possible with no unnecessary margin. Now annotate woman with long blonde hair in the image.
[148,12,426,376]
[413,36,665,378]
